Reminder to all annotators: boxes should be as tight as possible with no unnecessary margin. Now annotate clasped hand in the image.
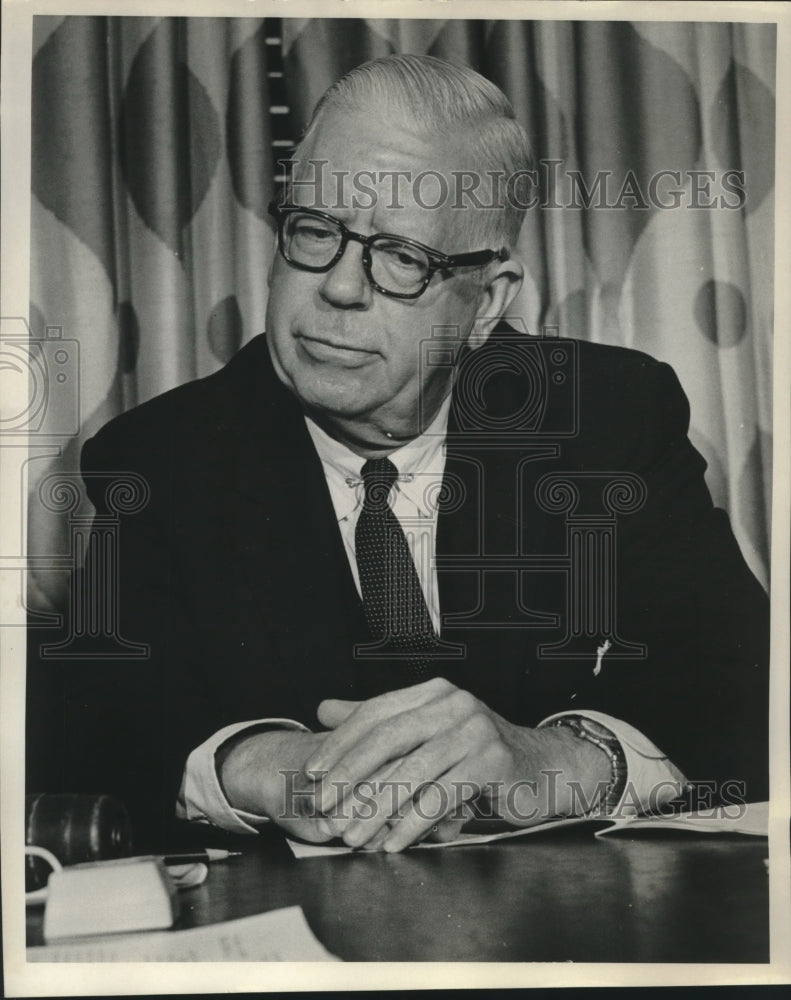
[219,678,609,852]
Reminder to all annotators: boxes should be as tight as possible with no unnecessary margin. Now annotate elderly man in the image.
[68,55,768,851]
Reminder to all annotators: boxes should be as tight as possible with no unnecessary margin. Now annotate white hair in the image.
[292,54,534,250]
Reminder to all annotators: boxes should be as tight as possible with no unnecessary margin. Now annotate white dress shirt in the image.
[304,395,451,633]
[178,398,686,833]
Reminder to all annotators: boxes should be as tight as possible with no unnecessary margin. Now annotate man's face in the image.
[265,105,502,451]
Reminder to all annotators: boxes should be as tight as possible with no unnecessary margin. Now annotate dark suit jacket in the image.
[57,329,769,844]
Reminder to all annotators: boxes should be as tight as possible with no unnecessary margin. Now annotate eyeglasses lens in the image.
[281,211,430,296]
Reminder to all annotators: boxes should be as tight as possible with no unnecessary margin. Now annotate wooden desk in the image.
[27,826,769,962]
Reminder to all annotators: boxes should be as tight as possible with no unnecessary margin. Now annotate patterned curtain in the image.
[28,16,775,612]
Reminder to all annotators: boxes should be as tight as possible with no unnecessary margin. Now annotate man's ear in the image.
[467,257,524,351]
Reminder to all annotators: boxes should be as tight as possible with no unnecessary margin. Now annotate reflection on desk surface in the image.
[27,826,770,963]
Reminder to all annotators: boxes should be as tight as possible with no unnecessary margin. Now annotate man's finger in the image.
[305,677,455,779]
[314,690,495,817]
[383,762,484,853]
[357,825,391,852]
[315,756,407,839]
[317,699,359,730]
[336,713,492,847]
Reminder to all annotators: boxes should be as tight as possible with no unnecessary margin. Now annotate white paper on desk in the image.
[286,801,770,858]
[286,816,592,857]
[594,800,770,838]
[27,906,340,962]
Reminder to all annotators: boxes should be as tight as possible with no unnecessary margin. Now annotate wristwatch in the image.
[549,715,628,815]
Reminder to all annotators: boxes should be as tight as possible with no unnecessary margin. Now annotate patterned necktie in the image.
[355,458,437,683]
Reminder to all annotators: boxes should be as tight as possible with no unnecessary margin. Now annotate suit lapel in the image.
[223,343,369,706]
[433,343,565,710]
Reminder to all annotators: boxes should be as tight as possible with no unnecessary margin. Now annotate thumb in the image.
[317,698,360,729]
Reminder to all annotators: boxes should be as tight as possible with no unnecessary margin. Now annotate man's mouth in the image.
[296,334,378,365]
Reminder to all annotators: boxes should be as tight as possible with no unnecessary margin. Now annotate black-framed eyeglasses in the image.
[268,201,509,300]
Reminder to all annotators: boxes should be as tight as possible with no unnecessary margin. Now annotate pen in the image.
[162,849,242,865]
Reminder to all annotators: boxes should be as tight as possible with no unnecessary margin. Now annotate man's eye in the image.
[293,222,335,242]
[379,243,425,271]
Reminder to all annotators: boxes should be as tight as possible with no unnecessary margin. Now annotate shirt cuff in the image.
[538,709,687,817]
[177,719,310,834]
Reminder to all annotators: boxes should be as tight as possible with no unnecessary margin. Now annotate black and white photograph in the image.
[2,0,789,992]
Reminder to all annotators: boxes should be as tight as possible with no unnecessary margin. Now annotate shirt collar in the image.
[305,396,451,522]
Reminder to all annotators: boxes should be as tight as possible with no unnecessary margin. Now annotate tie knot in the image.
[361,458,398,509]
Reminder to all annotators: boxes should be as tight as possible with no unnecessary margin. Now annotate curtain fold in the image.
[28,15,775,610]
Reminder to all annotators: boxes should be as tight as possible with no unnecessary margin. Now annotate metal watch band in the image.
[550,715,628,815]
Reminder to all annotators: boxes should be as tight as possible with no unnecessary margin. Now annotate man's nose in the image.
[318,241,372,309]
